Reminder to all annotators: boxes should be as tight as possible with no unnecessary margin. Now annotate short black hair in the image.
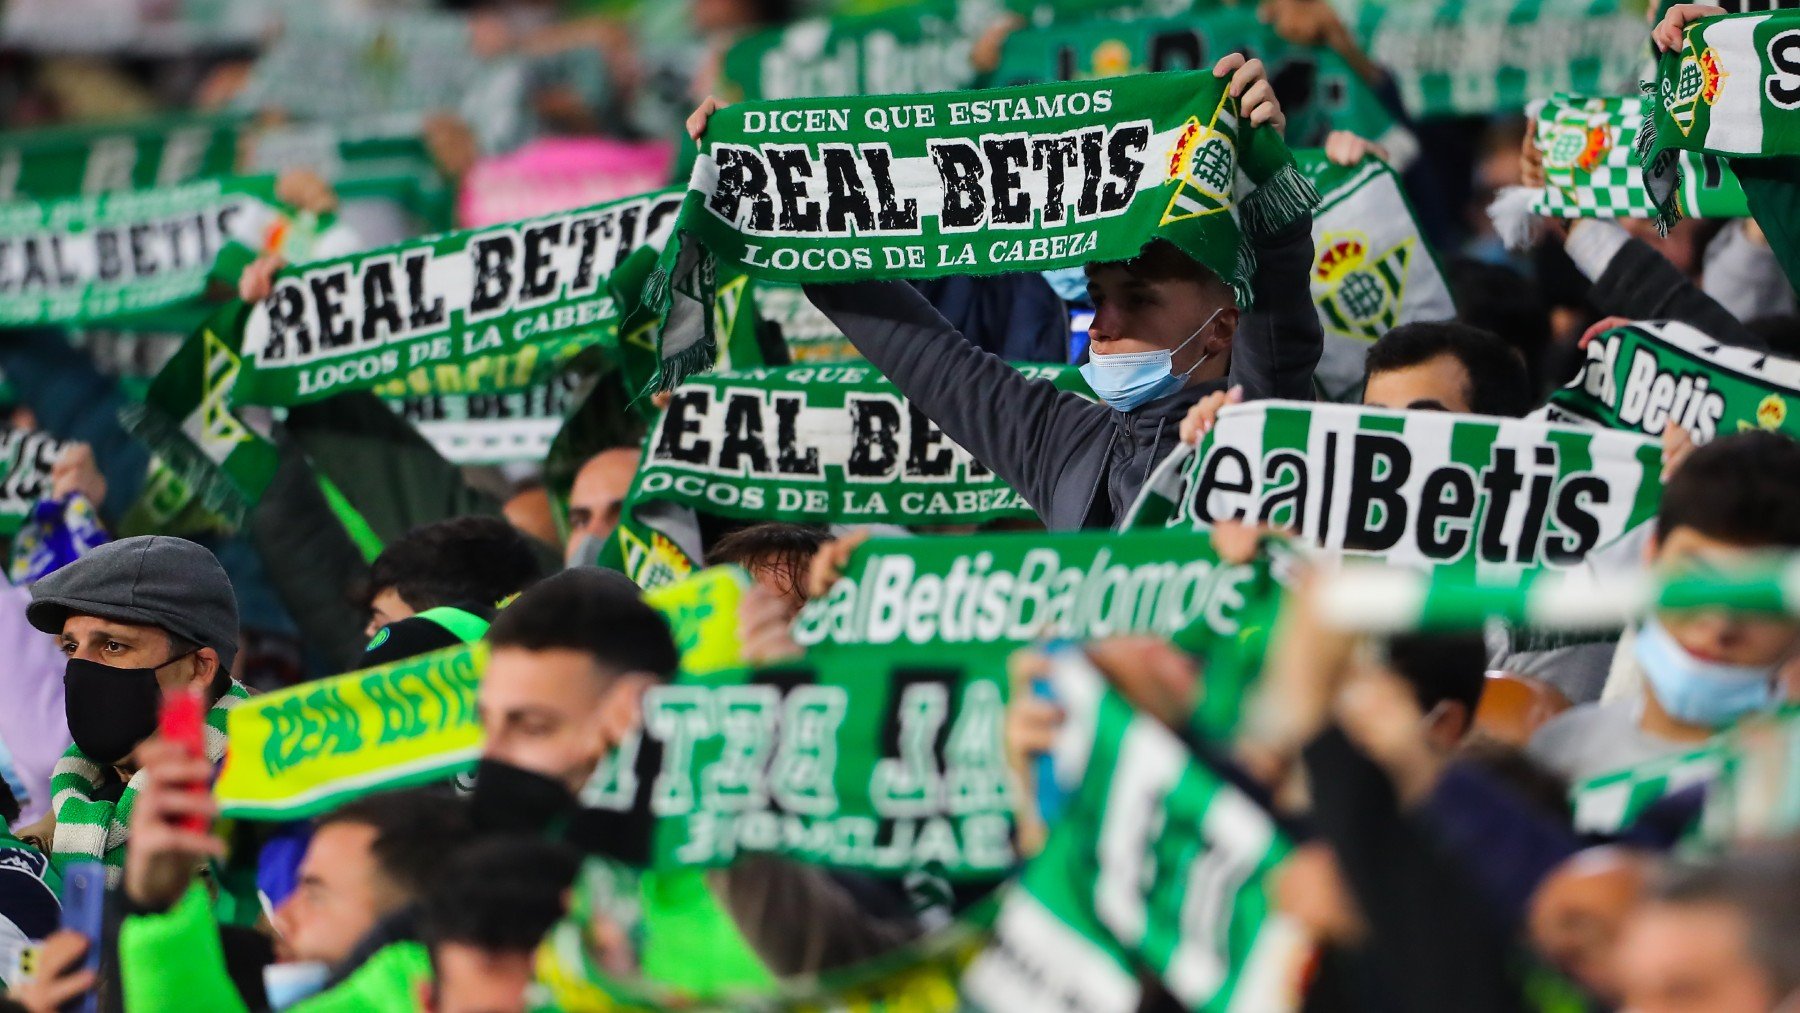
[1383,631,1488,723]
[316,789,471,902]
[1364,322,1535,417]
[421,836,579,961]
[705,523,831,601]
[1448,258,1551,394]
[1658,430,1800,548]
[0,777,17,826]
[1745,314,1800,360]
[361,516,543,612]
[486,568,679,680]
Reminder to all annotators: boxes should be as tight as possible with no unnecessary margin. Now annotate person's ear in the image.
[188,648,222,693]
[1421,699,1470,751]
[596,674,653,750]
[1643,527,1661,565]
[1206,306,1241,354]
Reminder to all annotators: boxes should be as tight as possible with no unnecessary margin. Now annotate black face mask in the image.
[63,657,166,765]
[468,757,578,837]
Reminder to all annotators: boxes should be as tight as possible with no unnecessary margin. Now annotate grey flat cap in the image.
[28,535,239,671]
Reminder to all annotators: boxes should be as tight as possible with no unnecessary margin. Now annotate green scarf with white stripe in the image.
[49,682,247,882]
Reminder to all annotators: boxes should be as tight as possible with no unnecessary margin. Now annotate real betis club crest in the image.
[182,326,254,466]
[1310,231,1414,342]
[1543,116,1613,176]
[1664,31,1725,136]
[1161,110,1236,224]
[618,523,695,588]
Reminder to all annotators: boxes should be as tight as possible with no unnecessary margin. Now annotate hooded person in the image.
[25,535,244,881]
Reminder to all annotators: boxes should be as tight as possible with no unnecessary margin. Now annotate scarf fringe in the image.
[1236,162,1321,240]
[1634,80,1683,236]
[117,403,249,529]
[1487,185,1542,252]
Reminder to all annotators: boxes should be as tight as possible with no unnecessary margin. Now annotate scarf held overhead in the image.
[650,70,1316,384]
[1532,94,1747,220]
[231,188,684,406]
[597,363,1091,590]
[1124,400,1663,574]
[1547,319,1800,442]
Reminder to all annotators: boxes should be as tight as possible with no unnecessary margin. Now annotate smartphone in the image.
[158,686,207,833]
[57,862,105,1013]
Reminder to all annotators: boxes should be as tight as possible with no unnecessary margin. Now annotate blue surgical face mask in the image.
[1079,309,1221,412]
[1041,266,1092,305]
[264,961,330,1011]
[1635,616,1780,729]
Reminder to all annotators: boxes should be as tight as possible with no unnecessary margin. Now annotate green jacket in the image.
[119,882,430,1013]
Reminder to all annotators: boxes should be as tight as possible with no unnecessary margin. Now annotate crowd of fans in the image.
[0,0,1795,1011]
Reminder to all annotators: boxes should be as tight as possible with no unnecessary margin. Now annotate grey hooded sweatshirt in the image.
[804,217,1322,530]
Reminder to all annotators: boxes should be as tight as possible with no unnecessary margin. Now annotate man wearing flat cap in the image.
[27,535,244,879]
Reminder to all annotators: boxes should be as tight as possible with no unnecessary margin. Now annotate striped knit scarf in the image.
[48,683,247,883]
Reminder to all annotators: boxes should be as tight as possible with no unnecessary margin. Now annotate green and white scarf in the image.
[0,176,312,329]
[0,112,245,203]
[230,188,685,406]
[1546,319,1800,442]
[50,682,246,882]
[545,647,1306,1012]
[597,362,1090,589]
[1343,0,1648,117]
[387,373,587,466]
[1532,94,1747,220]
[964,649,1305,1013]
[235,10,484,122]
[1124,400,1663,575]
[755,281,861,364]
[987,7,1411,156]
[1299,151,1454,401]
[588,529,1280,881]
[1641,10,1800,224]
[648,70,1316,384]
[719,0,989,102]
[1571,744,1727,835]
[120,303,280,528]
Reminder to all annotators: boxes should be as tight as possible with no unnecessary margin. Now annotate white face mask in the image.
[1079,309,1222,412]
[263,961,331,1011]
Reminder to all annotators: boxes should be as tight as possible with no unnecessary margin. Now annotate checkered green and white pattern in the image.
[1531,94,1747,219]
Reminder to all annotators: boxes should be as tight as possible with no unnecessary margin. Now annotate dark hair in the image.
[1745,314,1800,360]
[361,516,543,612]
[1364,322,1535,417]
[316,789,471,902]
[1383,631,1489,724]
[421,836,579,961]
[1658,430,1800,548]
[706,523,831,602]
[1448,258,1552,394]
[486,568,679,680]
[1653,840,1800,994]
[1452,737,1572,829]
[1092,239,1230,294]
[0,777,17,826]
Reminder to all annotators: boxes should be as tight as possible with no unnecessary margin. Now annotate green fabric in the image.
[119,303,279,529]
[292,941,432,1013]
[416,605,493,644]
[1123,400,1664,578]
[1345,0,1647,117]
[313,472,385,563]
[1571,744,1727,835]
[1547,319,1800,442]
[589,528,1277,879]
[719,0,980,102]
[0,428,65,536]
[228,189,685,406]
[648,69,1315,384]
[964,649,1300,1012]
[0,112,245,202]
[1297,150,1454,391]
[49,683,248,883]
[637,870,776,993]
[595,363,1091,589]
[1531,94,1747,220]
[1641,9,1800,249]
[119,882,249,1013]
[0,177,283,329]
[985,7,1407,152]
[0,828,60,895]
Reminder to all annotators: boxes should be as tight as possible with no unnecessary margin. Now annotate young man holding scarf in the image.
[24,535,246,882]
[687,54,1321,531]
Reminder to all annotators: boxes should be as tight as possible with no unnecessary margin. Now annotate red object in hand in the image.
[158,687,208,833]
